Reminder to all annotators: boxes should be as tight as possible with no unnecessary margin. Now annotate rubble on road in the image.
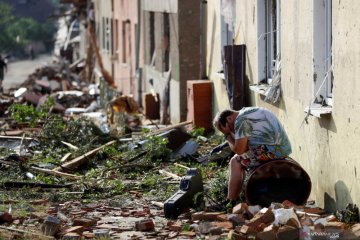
[1,57,359,240]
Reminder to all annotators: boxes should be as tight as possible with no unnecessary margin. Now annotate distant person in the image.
[0,56,7,93]
[29,45,35,60]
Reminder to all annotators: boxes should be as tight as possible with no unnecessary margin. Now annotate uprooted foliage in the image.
[2,103,228,207]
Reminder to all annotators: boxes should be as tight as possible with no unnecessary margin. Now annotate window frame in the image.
[313,0,333,106]
[257,0,281,84]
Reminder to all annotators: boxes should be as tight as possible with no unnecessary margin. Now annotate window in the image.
[122,21,127,63]
[115,19,119,53]
[106,18,110,52]
[163,12,170,72]
[149,12,155,65]
[257,0,281,84]
[313,0,333,106]
[102,17,106,50]
[122,20,131,64]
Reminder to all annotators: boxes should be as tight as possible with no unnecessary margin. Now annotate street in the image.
[2,54,53,92]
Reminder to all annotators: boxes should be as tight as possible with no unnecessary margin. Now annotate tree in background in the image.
[0,2,57,58]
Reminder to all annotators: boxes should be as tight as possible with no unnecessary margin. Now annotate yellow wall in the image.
[208,0,360,210]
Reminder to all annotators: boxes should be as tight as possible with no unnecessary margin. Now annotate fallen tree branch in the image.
[159,170,182,180]
[54,140,117,172]
[148,120,193,136]
[30,166,80,180]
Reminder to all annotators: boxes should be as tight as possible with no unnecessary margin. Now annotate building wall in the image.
[113,0,143,100]
[142,0,200,123]
[93,0,112,76]
[205,0,231,113]
[209,0,360,210]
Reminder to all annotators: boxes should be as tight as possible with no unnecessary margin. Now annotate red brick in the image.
[276,225,299,240]
[73,218,97,228]
[256,229,277,240]
[246,209,275,229]
[212,221,233,230]
[168,223,182,232]
[282,200,303,209]
[232,203,248,214]
[325,214,337,222]
[65,226,84,234]
[228,230,247,240]
[324,221,345,231]
[303,207,326,215]
[62,232,81,240]
[82,231,95,238]
[236,225,258,235]
[286,218,301,228]
[135,218,155,231]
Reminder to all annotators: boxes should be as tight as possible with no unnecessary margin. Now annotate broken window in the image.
[163,12,170,72]
[313,0,333,106]
[257,0,281,84]
[220,0,235,77]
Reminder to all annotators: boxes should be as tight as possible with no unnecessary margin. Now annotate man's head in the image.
[213,109,237,135]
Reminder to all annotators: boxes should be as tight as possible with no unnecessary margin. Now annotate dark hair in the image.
[213,109,236,129]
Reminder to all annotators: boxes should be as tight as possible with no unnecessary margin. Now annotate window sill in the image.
[215,72,225,79]
[249,84,269,96]
[304,104,332,118]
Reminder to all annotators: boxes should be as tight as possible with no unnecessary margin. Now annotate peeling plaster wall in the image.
[205,0,230,113]
[221,0,360,210]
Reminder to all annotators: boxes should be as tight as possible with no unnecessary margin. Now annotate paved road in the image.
[2,54,53,92]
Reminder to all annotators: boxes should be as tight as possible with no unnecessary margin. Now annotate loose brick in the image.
[228,230,247,240]
[82,231,95,238]
[247,209,275,229]
[326,214,337,222]
[212,221,233,230]
[276,225,299,240]
[286,218,301,228]
[256,229,277,240]
[232,203,248,214]
[324,221,345,231]
[303,207,326,215]
[65,226,84,234]
[62,232,81,240]
[168,223,182,232]
[236,225,258,235]
[135,218,155,231]
[73,218,97,228]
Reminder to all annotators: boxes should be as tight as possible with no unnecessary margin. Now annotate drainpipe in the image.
[136,0,142,107]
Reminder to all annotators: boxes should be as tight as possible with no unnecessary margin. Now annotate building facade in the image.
[207,0,360,210]
[142,0,201,123]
